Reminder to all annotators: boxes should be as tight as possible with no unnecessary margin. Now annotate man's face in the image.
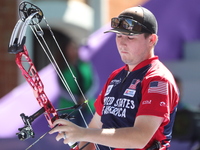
[116,33,152,69]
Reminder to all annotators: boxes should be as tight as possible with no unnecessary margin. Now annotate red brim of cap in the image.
[104,28,141,35]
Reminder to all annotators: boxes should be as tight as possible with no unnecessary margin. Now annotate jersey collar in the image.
[125,56,159,71]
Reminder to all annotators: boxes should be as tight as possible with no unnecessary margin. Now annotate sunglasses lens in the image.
[125,19,132,24]
[110,17,149,34]
[124,19,139,31]
[122,20,129,29]
[111,18,120,28]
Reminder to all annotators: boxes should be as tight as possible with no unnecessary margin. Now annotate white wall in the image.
[164,41,200,110]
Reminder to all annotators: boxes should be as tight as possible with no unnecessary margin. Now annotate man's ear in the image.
[149,34,158,46]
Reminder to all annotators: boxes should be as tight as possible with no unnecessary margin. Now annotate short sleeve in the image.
[94,92,104,116]
[136,79,171,122]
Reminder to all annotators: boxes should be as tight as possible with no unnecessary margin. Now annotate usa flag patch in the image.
[148,81,168,95]
[128,79,140,90]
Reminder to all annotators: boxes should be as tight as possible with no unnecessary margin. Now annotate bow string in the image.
[8,1,98,150]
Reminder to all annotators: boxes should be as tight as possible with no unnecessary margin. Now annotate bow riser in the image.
[15,45,59,128]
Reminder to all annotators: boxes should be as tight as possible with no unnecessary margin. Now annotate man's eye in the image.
[116,34,122,38]
[128,36,134,39]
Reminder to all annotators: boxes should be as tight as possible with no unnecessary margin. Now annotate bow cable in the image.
[30,21,88,127]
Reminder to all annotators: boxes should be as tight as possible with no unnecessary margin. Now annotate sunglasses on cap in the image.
[111,17,152,34]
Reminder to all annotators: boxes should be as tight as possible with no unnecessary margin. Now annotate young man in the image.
[49,6,179,150]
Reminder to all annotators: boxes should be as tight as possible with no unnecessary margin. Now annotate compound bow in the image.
[8,1,95,150]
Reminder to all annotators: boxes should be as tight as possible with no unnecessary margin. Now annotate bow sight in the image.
[16,108,45,140]
[16,106,79,141]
